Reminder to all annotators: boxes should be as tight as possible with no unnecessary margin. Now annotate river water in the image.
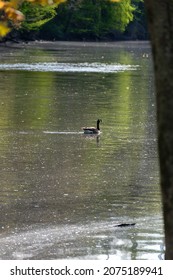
[0,41,164,260]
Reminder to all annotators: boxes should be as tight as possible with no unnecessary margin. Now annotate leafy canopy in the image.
[0,0,66,36]
[0,0,135,38]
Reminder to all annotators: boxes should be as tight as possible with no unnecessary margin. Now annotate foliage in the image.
[41,0,135,40]
[112,0,134,31]
[0,0,147,40]
[20,2,57,31]
[125,0,148,39]
[0,0,66,37]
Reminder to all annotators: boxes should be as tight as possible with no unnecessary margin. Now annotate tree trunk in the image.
[144,0,173,259]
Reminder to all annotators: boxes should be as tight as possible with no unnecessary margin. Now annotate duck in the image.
[83,119,102,134]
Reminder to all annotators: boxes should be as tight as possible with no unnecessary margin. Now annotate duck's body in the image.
[83,127,100,134]
[83,119,102,134]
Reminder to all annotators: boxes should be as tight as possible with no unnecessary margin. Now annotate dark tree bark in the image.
[144,0,173,259]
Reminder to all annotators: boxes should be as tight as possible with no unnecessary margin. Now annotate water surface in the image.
[0,41,164,260]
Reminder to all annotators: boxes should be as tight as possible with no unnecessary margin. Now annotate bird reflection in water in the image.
[83,133,101,145]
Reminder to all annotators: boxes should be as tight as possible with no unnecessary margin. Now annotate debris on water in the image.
[114,223,136,227]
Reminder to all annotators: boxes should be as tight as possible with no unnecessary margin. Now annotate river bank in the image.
[0,39,150,51]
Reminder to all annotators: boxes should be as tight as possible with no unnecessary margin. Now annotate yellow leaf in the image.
[53,0,66,4]
[110,0,121,2]
[0,22,11,37]
[28,0,66,6]
[10,0,21,9]
[5,7,24,22]
[0,1,5,9]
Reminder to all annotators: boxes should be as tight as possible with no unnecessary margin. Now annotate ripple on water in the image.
[0,62,139,73]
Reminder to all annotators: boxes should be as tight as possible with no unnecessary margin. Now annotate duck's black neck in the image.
[97,120,100,130]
